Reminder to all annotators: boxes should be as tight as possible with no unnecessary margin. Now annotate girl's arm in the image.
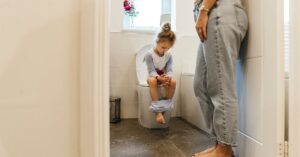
[145,53,159,77]
[195,0,217,42]
[165,55,173,78]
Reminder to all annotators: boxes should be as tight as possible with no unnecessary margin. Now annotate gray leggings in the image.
[193,0,248,146]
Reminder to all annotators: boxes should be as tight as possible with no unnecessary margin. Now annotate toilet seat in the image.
[136,44,153,86]
[138,82,149,87]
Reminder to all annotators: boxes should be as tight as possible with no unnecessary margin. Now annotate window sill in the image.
[122,28,157,34]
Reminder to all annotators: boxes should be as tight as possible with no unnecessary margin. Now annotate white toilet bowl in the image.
[136,44,172,128]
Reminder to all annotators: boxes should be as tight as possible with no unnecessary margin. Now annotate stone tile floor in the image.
[110,118,214,157]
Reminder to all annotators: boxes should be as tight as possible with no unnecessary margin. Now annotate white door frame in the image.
[80,0,110,156]
[289,0,300,156]
[261,0,285,156]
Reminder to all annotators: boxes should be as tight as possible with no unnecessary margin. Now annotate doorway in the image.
[91,0,287,157]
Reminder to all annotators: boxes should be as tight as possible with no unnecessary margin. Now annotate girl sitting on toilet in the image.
[145,22,176,124]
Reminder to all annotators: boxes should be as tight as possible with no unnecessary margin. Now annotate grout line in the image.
[166,140,187,157]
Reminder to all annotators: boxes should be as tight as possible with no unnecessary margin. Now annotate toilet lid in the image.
[136,44,153,86]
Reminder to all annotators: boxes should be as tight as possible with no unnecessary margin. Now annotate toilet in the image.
[136,44,172,128]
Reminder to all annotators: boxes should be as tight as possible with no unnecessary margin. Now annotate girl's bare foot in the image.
[196,144,233,157]
[193,145,217,156]
[156,112,165,124]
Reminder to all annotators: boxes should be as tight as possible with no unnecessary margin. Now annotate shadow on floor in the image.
[110,117,214,157]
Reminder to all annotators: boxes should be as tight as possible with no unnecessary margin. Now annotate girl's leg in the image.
[165,79,176,99]
[155,112,165,124]
[147,77,165,124]
[147,77,159,101]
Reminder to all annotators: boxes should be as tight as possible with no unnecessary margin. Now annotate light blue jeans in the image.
[193,0,248,146]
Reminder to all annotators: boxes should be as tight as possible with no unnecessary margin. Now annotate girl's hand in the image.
[157,75,170,87]
[162,78,170,88]
[161,75,172,88]
[164,76,171,83]
[157,75,166,83]
[195,10,209,42]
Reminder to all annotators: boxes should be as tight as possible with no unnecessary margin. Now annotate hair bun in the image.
[155,22,176,46]
[162,22,171,32]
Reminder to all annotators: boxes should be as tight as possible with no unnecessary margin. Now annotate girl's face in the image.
[155,40,172,56]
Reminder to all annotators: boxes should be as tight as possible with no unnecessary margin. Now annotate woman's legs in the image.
[193,0,248,156]
[194,18,245,157]
[193,43,217,156]
[193,12,244,157]
[193,144,217,156]
[195,143,233,157]
[147,77,165,124]
[193,43,215,133]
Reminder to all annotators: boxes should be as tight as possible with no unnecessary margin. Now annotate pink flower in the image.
[125,6,131,11]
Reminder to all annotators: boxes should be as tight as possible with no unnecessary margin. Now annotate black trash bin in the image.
[110,96,121,123]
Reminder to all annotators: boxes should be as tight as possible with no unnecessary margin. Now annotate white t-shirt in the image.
[145,48,173,77]
[151,49,172,71]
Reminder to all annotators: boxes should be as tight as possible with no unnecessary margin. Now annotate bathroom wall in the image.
[0,1,80,157]
[109,0,199,118]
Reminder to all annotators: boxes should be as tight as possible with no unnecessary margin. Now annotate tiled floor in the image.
[110,118,214,157]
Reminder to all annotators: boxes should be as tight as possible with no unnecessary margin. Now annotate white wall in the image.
[0,1,80,157]
[289,0,300,156]
[180,74,209,131]
[109,0,199,118]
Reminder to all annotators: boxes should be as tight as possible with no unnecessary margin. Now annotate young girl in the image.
[145,22,176,124]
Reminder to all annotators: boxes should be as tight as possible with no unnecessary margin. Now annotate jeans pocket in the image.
[234,4,248,37]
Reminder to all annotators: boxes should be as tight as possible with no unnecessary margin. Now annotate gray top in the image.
[145,49,173,78]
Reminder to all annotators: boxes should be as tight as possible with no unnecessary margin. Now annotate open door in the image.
[236,0,285,156]
[288,0,300,156]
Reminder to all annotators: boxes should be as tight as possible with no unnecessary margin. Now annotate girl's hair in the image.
[155,22,176,46]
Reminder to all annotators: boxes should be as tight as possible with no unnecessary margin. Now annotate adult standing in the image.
[193,0,248,156]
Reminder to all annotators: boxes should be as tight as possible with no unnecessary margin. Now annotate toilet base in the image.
[137,85,172,129]
[138,111,171,129]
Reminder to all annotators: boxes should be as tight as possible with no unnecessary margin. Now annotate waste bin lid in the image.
[110,96,121,102]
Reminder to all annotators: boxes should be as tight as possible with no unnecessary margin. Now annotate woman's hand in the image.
[195,11,209,42]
